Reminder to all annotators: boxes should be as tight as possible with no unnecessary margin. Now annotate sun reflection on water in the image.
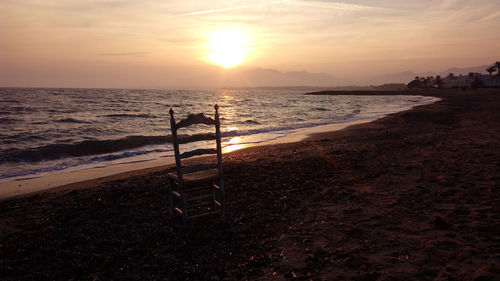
[223,136,244,153]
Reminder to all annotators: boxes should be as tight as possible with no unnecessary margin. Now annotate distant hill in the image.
[367,71,417,85]
[439,65,489,76]
[226,84,408,92]
[367,65,490,84]
[214,68,338,87]
[192,64,493,88]
[214,67,408,90]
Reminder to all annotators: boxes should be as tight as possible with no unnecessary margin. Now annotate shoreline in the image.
[0,118,378,200]
[1,88,499,280]
[0,93,438,200]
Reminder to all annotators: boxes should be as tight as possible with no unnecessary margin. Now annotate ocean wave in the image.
[170,103,194,107]
[221,122,332,138]
[0,164,72,180]
[56,118,93,124]
[0,147,177,181]
[0,135,169,163]
[1,115,375,165]
[103,113,157,118]
[0,132,223,164]
[0,88,442,183]
[0,100,20,103]
[0,117,21,123]
[10,106,35,113]
[243,119,261,124]
[2,134,48,143]
[89,148,169,162]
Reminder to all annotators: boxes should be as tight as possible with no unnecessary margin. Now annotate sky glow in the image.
[1,0,499,87]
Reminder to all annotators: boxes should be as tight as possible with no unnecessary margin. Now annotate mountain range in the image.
[205,64,491,87]
[366,65,490,85]
[211,68,336,87]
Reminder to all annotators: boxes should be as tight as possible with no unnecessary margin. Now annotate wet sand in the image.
[1,89,499,280]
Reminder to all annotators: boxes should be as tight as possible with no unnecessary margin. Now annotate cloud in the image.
[478,11,500,22]
[177,1,286,16]
[298,0,388,11]
[97,52,150,57]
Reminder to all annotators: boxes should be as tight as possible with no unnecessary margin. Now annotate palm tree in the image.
[486,65,496,76]
[435,75,442,88]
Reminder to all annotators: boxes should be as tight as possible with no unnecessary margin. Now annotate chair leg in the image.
[180,187,188,226]
[220,196,226,222]
[219,183,226,222]
[167,178,174,216]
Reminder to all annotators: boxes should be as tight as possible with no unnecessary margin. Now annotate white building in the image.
[441,75,474,88]
[482,74,500,88]
[441,74,500,88]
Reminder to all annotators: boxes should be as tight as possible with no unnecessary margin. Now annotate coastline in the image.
[0,118,378,200]
[1,88,499,280]
[0,92,438,200]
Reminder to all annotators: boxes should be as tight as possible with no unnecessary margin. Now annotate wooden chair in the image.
[167,104,226,225]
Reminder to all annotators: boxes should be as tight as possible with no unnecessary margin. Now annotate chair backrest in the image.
[168,104,223,185]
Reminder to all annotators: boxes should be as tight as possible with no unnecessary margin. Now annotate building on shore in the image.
[442,75,473,88]
[441,74,500,88]
[481,74,500,88]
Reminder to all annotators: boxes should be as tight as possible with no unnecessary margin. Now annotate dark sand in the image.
[1,89,499,280]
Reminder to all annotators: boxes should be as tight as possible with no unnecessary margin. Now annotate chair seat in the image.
[168,168,219,185]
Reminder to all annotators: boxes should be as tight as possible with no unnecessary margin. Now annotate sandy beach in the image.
[1,88,499,280]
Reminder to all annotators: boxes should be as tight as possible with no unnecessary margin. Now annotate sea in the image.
[0,88,439,183]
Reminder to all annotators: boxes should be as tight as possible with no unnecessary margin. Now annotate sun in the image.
[206,29,249,68]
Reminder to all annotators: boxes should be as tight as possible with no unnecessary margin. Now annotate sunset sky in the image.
[1,0,499,88]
